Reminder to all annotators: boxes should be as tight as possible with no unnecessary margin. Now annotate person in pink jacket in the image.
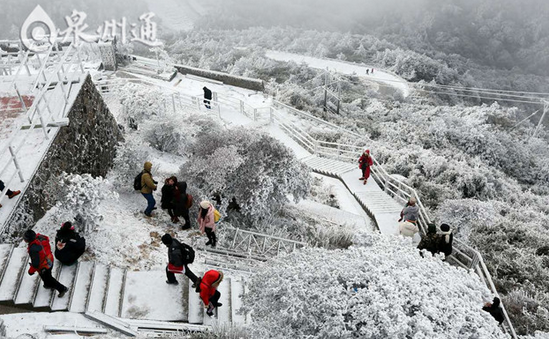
[198,200,216,247]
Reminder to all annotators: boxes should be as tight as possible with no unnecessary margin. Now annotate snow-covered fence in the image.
[0,44,86,217]
[222,226,307,258]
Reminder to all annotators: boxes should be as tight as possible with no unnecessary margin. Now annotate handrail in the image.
[0,44,86,232]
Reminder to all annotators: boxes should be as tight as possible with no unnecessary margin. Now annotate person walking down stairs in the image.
[23,230,68,297]
[161,233,198,286]
[483,297,504,324]
[358,150,373,185]
[203,86,212,109]
[198,201,217,247]
[198,270,224,317]
[0,179,21,208]
[438,223,453,257]
[140,161,158,217]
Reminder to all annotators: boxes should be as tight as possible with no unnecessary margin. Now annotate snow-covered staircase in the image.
[0,244,250,330]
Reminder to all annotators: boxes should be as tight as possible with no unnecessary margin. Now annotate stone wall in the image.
[174,64,264,92]
[2,74,122,240]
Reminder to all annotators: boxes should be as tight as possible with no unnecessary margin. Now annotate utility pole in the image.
[323,68,328,112]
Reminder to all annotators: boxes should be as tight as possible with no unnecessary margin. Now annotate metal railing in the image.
[222,226,307,258]
[0,44,87,232]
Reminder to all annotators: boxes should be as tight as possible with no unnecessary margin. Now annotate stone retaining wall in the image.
[174,64,264,92]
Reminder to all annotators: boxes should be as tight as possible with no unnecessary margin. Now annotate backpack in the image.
[186,194,193,209]
[181,243,195,264]
[36,234,53,269]
[133,172,143,190]
[213,208,221,223]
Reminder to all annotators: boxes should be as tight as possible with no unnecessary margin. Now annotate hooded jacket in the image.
[199,270,223,306]
[141,162,157,194]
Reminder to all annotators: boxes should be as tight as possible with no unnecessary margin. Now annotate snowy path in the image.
[265,50,411,97]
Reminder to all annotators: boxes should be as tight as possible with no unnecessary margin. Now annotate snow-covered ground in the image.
[265,50,411,97]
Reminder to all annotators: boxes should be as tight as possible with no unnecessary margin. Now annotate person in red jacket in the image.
[358,149,373,185]
[23,230,68,297]
[198,269,224,316]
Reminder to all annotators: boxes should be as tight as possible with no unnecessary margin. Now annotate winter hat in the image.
[161,233,173,245]
[144,161,153,171]
[492,297,500,307]
[200,201,211,209]
[440,224,450,232]
[61,221,74,231]
[364,149,370,155]
[23,229,36,242]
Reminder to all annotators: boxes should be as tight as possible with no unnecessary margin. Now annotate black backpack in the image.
[181,243,195,264]
[133,172,143,191]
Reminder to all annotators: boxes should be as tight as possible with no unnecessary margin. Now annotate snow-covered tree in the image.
[242,233,505,338]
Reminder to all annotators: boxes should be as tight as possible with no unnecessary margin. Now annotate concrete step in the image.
[216,277,231,324]
[230,278,245,325]
[69,261,95,313]
[121,270,188,322]
[33,261,61,309]
[86,264,109,313]
[51,264,78,311]
[0,248,28,302]
[187,272,203,324]
[13,257,40,305]
[104,267,126,317]
[0,244,14,284]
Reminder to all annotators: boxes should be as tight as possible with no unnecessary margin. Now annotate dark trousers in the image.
[210,290,221,307]
[204,99,211,109]
[166,265,198,284]
[39,267,66,293]
[181,208,190,227]
[205,227,216,246]
[0,180,13,196]
[142,193,156,216]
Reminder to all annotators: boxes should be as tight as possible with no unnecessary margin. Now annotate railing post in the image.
[9,146,25,183]
[253,108,257,121]
[269,107,274,124]
[239,100,244,114]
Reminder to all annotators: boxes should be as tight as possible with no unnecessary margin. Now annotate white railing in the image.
[221,226,307,258]
[0,44,86,231]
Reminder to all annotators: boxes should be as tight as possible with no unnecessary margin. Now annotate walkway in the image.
[265,50,410,97]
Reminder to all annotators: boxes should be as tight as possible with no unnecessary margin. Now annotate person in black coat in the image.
[483,297,505,324]
[203,86,212,109]
[54,221,86,265]
[162,233,197,285]
[172,180,190,229]
[438,223,453,257]
[161,177,177,223]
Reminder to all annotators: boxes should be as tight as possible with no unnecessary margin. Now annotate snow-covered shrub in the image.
[142,115,193,156]
[114,83,165,127]
[242,233,505,339]
[309,176,339,208]
[181,127,311,220]
[52,173,118,234]
[108,139,151,192]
